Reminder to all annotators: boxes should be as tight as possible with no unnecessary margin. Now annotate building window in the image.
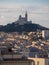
[37,61,39,65]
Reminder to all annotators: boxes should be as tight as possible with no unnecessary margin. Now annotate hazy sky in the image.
[0,0,49,28]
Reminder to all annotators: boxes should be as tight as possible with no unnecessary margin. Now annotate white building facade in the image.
[42,30,49,39]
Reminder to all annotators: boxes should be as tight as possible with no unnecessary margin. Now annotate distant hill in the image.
[0,23,49,32]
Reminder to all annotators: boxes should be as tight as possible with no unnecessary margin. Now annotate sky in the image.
[0,0,49,28]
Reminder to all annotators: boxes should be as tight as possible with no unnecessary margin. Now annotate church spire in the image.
[25,11,27,21]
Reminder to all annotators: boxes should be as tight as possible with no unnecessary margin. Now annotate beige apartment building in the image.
[28,57,49,65]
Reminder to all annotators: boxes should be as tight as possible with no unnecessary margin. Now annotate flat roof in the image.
[28,57,49,59]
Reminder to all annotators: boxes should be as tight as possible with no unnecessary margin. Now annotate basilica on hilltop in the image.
[15,12,32,25]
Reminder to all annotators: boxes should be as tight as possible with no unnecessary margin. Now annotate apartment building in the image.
[0,57,49,65]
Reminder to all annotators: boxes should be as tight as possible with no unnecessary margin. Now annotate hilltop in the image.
[0,23,49,32]
[0,12,49,32]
